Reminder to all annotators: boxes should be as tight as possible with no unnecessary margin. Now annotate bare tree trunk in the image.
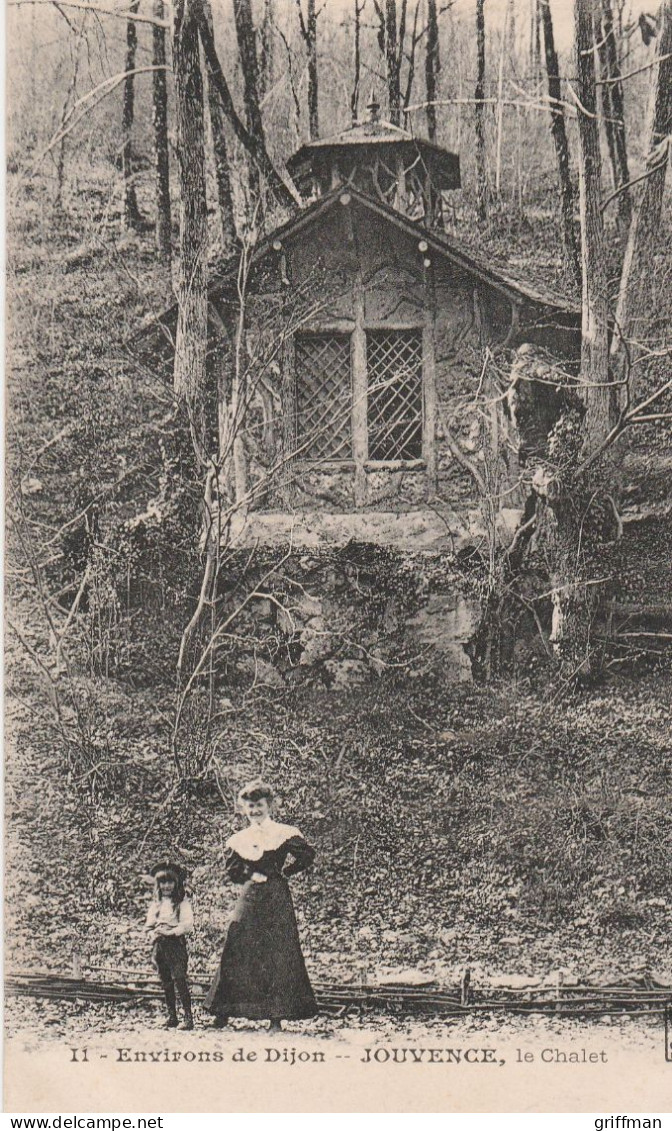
[55,18,86,210]
[152,0,172,261]
[234,0,264,142]
[202,0,237,251]
[173,0,208,455]
[258,0,275,99]
[475,0,488,221]
[374,0,408,125]
[612,0,672,401]
[575,0,611,445]
[402,0,422,125]
[540,0,580,285]
[122,0,142,230]
[528,0,612,680]
[529,0,541,75]
[494,0,510,199]
[533,476,600,679]
[193,6,298,209]
[385,0,403,124]
[195,9,298,209]
[598,0,631,230]
[425,0,440,141]
[351,0,363,122]
[234,0,265,197]
[306,0,319,139]
[297,0,319,139]
[172,0,221,684]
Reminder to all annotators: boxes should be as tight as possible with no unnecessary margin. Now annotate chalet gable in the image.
[135,187,579,359]
[254,187,579,315]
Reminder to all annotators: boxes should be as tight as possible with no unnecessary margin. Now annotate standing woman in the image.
[205,781,317,1031]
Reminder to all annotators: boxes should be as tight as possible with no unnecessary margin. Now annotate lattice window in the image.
[295,333,353,460]
[366,330,423,460]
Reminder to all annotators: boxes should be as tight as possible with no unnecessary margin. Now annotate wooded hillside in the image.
[6,0,672,987]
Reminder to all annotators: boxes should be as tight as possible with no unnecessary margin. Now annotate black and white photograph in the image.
[4,0,672,1114]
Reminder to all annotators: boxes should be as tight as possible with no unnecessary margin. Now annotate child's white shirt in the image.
[145,897,194,936]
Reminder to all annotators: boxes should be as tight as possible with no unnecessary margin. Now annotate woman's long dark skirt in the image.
[205,875,316,1020]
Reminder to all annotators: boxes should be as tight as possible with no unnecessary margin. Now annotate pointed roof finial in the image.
[367,90,381,124]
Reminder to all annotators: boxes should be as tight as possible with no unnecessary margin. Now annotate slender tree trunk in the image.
[402,0,421,126]
[122,0,142,230]
[540,0,581,285]
[598,0,631,230]
[385,0,402,125]
[475,0,488,221]
[234,0,265,198]
[494,0,510,199]
[352,0,362,122]
[529,0,541,75]
[529,0,612,680]
[55,19,85,210]
[307,0,319,140]
[425,0,440,141]
[201,0,237,251]
[258,0,275,99]
[612,0,672,402]
[575,0,611,445]
[195,9,298,208]
[152,0,172,261]
[173,0,209,455]
[299,0,319,140]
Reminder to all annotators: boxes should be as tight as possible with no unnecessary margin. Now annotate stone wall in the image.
[220,546,483,688]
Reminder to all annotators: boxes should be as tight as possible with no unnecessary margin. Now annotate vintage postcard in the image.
[5,0,671,1114]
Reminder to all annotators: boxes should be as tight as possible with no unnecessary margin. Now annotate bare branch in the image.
[8,0,170,26]
[600,146,670,212]
[597,51,672,83]
[24,66,168,176]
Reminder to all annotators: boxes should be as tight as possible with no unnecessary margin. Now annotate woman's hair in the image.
[152,868,185,909]
[238,779,274,805]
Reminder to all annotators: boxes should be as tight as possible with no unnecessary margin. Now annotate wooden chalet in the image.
[138,101,580,551]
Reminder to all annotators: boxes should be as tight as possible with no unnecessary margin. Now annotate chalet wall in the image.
[238,201,524,518]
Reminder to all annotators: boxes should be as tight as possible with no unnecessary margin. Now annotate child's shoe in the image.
[165,1015,179,1028]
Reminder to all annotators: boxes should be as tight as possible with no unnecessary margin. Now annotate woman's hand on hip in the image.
[251,872,268,883]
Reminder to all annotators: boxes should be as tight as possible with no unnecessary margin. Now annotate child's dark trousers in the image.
[153,936,192,1026]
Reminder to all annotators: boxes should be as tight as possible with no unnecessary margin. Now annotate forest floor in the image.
[5,662,672,998]
[5,991,665,1052]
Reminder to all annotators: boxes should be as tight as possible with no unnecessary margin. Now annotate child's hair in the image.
[151,867,185,910]
[238,779,274,806]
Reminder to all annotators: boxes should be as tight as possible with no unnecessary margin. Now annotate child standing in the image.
[145,862,194,1030]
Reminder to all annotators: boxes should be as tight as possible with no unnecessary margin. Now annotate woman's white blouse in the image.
[227,818,302,862]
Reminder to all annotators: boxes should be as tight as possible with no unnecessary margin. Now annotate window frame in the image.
[289,320,436,485]
[365,327,425,464]
[293,330,354,463]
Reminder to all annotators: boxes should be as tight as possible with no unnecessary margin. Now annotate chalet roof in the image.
[293,118,417,148]
[132,186,579,356]
[287,119,461,191]
[261,186,580,314]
